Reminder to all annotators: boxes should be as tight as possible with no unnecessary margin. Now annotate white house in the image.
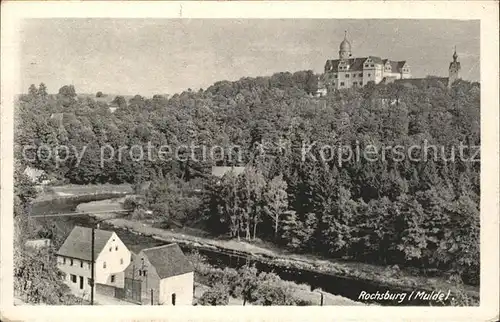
[56,226,131,298]
[124,244,194,305]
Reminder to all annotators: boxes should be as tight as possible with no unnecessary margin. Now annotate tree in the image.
[38,83,48,97]
[96,91,104,98]
[198,283,229,306]
[263,175,288,238]
[58,85,76,98]
[235,265,259,306]
[14,247,82,305]
[112,95,127,108]
[28,84,38,97]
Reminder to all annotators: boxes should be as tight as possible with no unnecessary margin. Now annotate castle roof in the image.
[449,61,461,70]
[339,31,351,52]
[325,57,406,73]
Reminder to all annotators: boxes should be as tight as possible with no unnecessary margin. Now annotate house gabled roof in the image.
[57,226,114,261]
[142,244,194,279]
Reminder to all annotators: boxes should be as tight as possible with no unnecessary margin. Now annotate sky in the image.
[20,19,480,96]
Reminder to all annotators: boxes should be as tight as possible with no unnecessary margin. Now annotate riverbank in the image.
[81,202,478,304]
[34,184,133,202]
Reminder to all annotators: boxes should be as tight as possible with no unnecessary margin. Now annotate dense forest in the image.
[15,70,480,285]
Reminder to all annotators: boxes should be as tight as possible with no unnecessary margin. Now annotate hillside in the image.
[16,72,480,289]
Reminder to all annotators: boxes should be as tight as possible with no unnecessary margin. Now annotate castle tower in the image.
[448,47,461,87]
[339,31,352,60]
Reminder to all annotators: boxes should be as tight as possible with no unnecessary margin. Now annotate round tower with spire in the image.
[339,31,352,60]
[448,46,461,87]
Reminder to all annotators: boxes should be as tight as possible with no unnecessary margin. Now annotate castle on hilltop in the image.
[317,32,461,95]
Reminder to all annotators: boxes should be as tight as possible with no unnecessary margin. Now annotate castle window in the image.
[70,259,74,266]
[340,82,345,86]
[103,261,107,269]
[359,73,363,77]
[370,64,374,67]
[115,246,118,251]
[368,73,371,77]
[71,274,77,283]
[360,82,363,85]
[80,261,83,268]
[63,257,66,265]
[334,74,338,78]
[353,82,357,86]
[345,74,350,78]
[111,275,116,283]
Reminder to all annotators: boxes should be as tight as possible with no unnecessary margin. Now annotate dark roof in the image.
[349,58,365,71]
[368,56,383,64]
[449,62,461,70]
[57,226,114,261]
[142,244,194,279]
[397,61,407,70]
[325,56,393,72]
[382,60,406,72]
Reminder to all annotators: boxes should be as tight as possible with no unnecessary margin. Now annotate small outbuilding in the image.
[123,244,194,305]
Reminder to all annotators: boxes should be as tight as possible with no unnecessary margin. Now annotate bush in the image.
[198,283,229,306]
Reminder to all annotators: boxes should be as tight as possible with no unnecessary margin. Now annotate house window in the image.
[370,64,374,67]
[340,82,345,86]
[171,293,176,306]
[71,274,77,283]
[360,82,363,85]
[70,259,73,266]
[345,74,350,78]
[88,278,92,286]
[353,82,357,86]
[138,271,142,277]
[359,73,363,77]
[120,258,124,265]
[334,74,337,78]
[103,261,106,269]
[115,246,118,251]
[143,270,147,277]
[368,74,371,77]
[364,64,369,68]
[111,275,115,283]
[109,247,112,252]
[63,257,66,265]
[80,261,83,268]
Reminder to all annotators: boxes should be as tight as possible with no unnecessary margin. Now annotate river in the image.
[29,194,454,306]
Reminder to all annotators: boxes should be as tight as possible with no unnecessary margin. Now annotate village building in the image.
[319,32,461,94]
[56,226,131,299]
[122,244,194,305]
